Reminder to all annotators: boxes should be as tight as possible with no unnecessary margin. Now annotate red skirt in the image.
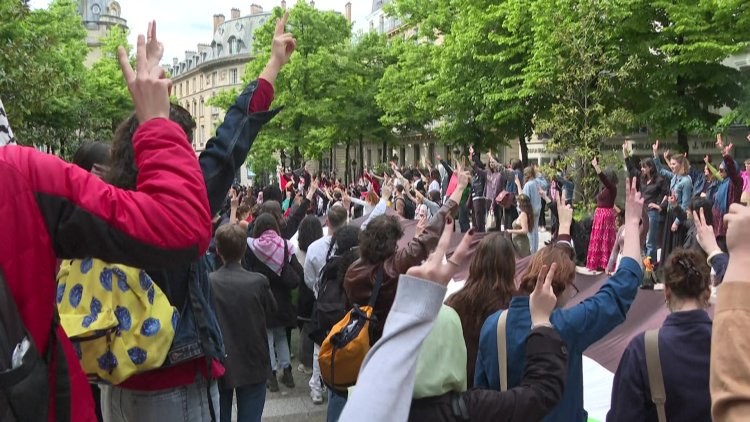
[586,207,617,271]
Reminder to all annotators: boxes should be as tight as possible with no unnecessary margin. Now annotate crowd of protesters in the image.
[4,12,750,422]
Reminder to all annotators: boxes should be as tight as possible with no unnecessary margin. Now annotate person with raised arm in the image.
[711,134,743,239]
[475,178,645,421]
[0,21,213,421]
[653,140,693,264]
[586,156,619,272]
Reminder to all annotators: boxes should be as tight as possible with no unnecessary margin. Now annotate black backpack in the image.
[310,256,349,344]
[0,269,70,422]
[397,196,417,219]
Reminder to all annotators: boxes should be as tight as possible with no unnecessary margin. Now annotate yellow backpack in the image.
[318,267,383,391]
[56,258,177,384]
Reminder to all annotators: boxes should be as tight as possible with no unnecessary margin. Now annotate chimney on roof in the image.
[231,8,240,19]
[173,58,178,67]
[345,2,352,23]
[280,0,286,10]
[213,14,225,32]
[250,3,263,15]
[310,0,315,7]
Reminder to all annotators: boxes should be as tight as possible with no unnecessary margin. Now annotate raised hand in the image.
[118,25,171,123]
[414,214,428,237]
[469,145,475,158]
[406,217,474,286]
[272,11,295,66]
[591,157,599,168]
[652,140,660,157]
[704,154,710,165]
[724,203,750,256]
[625,177,644,226]
[716,133,725,150]
[663,149,671,162]
[722,143,734,157]
[693,208,720,256]
[146,21,164,74]
[556,192,573,235]
[530,263,558,327]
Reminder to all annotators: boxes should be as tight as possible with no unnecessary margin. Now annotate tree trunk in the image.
[358,134,364,180]
[345,141,351,185]
[518,131,529,166]
[677,127,689,156]
[382,140,388,163]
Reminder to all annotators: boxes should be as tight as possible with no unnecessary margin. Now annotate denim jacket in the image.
[149,80,280,364]
[654,159,693,225]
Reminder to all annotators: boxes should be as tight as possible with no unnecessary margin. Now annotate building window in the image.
[200,75,203,89]
[229,69,238,84]
[414,144,421,166]
[192,78,196,93]
[179,83,183,97]
[228,36,237,55]
[212,72,217,87]
[199,98,204,118]
[185,80,189,93]
[399,147,406,165]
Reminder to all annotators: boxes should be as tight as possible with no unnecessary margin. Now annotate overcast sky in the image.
[29,0,371,64]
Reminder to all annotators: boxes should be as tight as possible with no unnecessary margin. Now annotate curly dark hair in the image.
[661,248,711,300]
[359,215,403,264]
[298,215,323,252]
[107,104,195,190]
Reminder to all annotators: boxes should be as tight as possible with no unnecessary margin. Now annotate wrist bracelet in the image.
[531,322,554,330]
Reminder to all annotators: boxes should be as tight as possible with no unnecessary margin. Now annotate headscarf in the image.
[0,98,16,146]
[247,229,294,275]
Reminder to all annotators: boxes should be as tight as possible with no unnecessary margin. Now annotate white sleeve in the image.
[361,200,387,229]
[339,275,445,422]
[303,250,319,297]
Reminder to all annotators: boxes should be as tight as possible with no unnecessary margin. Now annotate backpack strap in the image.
[496,310,508,392]
[49,311,71,422]
[645,329,667,422]
[367,266,386,308]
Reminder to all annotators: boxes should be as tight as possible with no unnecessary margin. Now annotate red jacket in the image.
[0,118,211,421]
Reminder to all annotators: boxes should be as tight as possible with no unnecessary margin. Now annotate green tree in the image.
[628,0,750,153]
[529,0,637,210]
[1,0,90,156]
[243,1,352,169]
[83,25,133,139]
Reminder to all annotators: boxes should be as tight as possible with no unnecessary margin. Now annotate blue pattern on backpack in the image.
[147,287,155,305]
[112,267,129,292]
[140,318,161,337]
[128,347,148,365]
[97,351,118,371]
[139,270,152,291]
[99,269,113,291]
[82,315,94,328]
[56,283,66,304]
[69,284,83,308]
[114,306,132,331]
[90,297,102,317]
[80,258,93,274]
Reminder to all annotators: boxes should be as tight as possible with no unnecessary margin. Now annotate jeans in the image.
[309,343,323,395]
[101,373,219,422]
[267,326,291,372]
[327,389,348,422]
[529,213,540,253]
[219,382,266,422]
[646,209,661,264]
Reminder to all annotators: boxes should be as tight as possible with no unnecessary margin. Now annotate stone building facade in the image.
[78,0,128,66]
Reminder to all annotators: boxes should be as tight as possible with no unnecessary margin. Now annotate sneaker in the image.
[311,390,324,405]
[297,363,313,375]
[268,374,279,392]
[281,366,295,388]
